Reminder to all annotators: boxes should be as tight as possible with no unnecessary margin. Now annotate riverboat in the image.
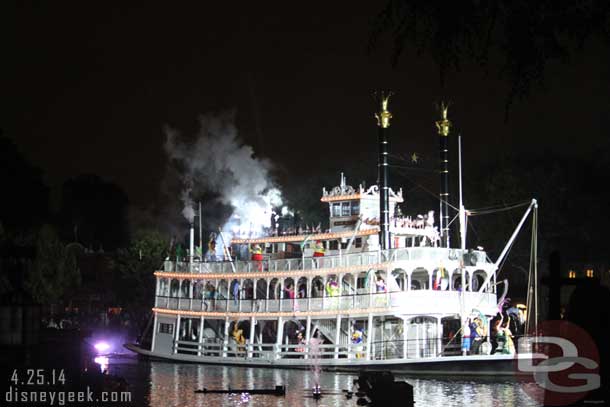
[126,97,538,375]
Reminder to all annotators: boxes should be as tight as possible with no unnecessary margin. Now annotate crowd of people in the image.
[461,303,524,355]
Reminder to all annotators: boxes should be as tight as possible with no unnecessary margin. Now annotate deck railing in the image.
[171,335,499,361]
[155,289,497,314]
[160,247,489,275]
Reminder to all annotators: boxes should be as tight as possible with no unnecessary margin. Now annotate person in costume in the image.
[352,327,364,358]
[249,243,263,271]
[325,279,339,297]
[497,317,515,354]
[232,322,246,352]
[313,240,325,267]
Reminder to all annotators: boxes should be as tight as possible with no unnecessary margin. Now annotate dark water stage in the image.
[98,350,541,407]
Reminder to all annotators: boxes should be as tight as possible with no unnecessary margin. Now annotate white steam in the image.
[164,112,282,240]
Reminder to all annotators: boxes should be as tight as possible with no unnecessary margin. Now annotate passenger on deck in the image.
[295,331,306,355]
[206,237,217,262]
[462,320,471,355]
[375,276,387,293]
[232,281,240,305]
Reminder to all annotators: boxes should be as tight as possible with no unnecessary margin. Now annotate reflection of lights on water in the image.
[94,341,110,353]
[94,356,109,372]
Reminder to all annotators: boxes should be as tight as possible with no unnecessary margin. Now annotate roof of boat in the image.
[230,228,378,245]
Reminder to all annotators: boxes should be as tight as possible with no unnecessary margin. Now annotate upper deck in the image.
[159,246,491,276]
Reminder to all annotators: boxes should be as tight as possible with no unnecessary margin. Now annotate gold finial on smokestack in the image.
[375,91,393,128]
[436,102,451,136]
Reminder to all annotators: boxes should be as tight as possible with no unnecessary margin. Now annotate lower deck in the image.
[138,310,526,375]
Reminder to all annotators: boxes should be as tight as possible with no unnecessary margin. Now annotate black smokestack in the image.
[436,103,451,248]
[374,90,393,250]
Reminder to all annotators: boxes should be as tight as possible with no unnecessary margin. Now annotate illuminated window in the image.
[341,202,351,216]
[568,271,576,279]
[586,269,594,278]
[332,203,341,217]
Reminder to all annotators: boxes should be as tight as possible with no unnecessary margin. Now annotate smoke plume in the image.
[163,112,282,242]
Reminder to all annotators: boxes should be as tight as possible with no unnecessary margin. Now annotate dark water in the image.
[98,350,542,407]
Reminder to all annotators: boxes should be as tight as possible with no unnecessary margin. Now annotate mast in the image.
[199,201,203,252]
[374,90,393,250]
[458,135,466,251]
[436,103,451,248]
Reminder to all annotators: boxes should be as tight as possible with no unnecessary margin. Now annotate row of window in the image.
[159,322,173,334]
[331,201,360,217]
[568,269,595,278]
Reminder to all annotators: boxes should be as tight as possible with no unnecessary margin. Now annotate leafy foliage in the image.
[59,174,130,251]
[24,224,81,304]
[113,229,169,311]
[370,0,610,112]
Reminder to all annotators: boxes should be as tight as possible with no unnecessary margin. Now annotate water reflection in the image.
[102,353,541,407]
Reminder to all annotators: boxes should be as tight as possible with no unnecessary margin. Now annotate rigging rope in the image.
[468,201,530,216]
[393,168,460,211]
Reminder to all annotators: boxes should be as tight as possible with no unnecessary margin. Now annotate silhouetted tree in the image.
[370,1,610,111]
[0,135,49,235]
[59,174,129,251]
[24,224,80,304]
[113,229,168,315]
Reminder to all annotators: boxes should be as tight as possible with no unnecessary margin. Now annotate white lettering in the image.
[534,357,600,393]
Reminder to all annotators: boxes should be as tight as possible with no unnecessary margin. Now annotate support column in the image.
[174,314,181,354]
[238,278,243,312]
[154,277,159,307]
[334,314,341,359]
[403,317,407,359]
[366,313,373,360]
[276,317,284,360]
[437,317,443,357]
[198,315,205,356]
[225,282,230,312]
[249,316,256,359]
[222,317,229,357]
[307,277,312,311]
[151,312,158,352]
[415,322,420,358]
[305,315,312,360]
[265,280,270,312]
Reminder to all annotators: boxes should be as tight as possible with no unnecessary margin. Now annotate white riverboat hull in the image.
[124,343,529,376]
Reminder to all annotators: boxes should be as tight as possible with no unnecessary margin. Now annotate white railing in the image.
[155,290,498,316]
[172,337,471,361]
[160,248,490,275]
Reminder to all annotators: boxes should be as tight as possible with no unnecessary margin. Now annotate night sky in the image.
[4,3,608,210]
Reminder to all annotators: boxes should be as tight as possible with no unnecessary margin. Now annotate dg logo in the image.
[514,320,600,406]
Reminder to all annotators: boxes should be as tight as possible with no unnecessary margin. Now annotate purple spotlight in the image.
[94,341,110,353]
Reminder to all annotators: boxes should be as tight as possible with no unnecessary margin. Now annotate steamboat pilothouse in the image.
[127,95,539,375]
